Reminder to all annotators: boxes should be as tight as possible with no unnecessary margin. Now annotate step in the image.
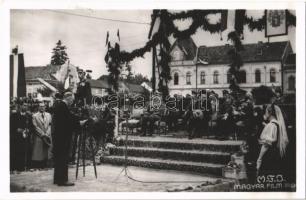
[109,146,231,165]
[119,137,242,152]
[100,155,224,176]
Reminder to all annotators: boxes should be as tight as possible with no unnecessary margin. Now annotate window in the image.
[200,71,205,84]
[173,50,181,61]
[255,69,261,83]
[257,49,263,56]
[238,70,246,83]
[174,72,179,85]
[270,68,276,83]
[213,71,219,84]
[288,76,295,91]
[227,70,231,84]
[186,72,191,85]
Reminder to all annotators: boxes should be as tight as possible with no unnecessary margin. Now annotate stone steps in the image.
[119,137,241,152]
[100,156,224,176]
[100,136,243,177]
[109,146,231,165]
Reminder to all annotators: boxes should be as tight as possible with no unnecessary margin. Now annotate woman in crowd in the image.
[256,104,289,179]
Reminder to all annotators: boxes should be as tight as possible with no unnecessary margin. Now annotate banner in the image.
[265,10,287,37]
[10,53,26,98]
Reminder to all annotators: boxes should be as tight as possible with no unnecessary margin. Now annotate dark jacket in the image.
[10,112,33,170]
[52,101,80,155]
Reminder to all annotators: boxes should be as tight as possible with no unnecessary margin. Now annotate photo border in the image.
[0,0,304,199]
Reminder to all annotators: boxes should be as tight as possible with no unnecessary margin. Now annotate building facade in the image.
[160,38,295,96]
[88,79,110,97]
[25,63,80,97]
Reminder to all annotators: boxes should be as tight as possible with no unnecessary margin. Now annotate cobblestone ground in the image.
[10,164,233,192]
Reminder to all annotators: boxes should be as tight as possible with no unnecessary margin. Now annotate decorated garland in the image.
[234,9,296,34]
[227,31,244,93]
[164,10,224,38]
[105,43,122,91]
[105,9,296,96]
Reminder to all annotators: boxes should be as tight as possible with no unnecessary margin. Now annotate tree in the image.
[51,40,69,65]
[120,73,150,85]
[125,62,133,81]
[131,73,150,85]
[251,85,275,105]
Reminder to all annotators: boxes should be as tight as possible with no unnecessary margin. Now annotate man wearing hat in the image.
[32,102,52,169]
[52,92,87,186]
[75,71,92,106]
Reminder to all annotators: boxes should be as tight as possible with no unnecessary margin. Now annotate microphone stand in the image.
[114,107,133,182]
[75,102,98,179]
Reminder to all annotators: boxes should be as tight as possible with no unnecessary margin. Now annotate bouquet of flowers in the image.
[226,161,241,170]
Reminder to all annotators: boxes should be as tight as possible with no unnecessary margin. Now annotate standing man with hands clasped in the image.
[52,92,87,186]
[32,102,52,169]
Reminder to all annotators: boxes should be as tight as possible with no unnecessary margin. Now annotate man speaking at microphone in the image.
[52,92,87,186]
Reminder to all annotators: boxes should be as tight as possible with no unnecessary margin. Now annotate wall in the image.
[26,81,44,97]
[91,88,108,97]
[168,61,282,96]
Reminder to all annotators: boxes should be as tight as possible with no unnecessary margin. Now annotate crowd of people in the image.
[10,92,110,186]
[136,90,272,140]
[10,97,52,171]
[131,88,294,184]
[10,86,295,186]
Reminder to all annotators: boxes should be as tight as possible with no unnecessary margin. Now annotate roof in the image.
[197,41,290,64]
[285,53,296,65]
[124,82,145,93]
[25,65,60,80]
[170,37,197,61]
[88,79,110,89]
[284,53,296,70]
[92,77,147,93]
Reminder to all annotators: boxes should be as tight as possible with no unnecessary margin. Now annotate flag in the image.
[220,10,228,32]
[117,29,120,42]
[64,76,70,90]
[10,51,26,98]
[105,31,109,46]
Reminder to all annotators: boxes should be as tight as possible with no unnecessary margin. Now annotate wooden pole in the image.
[152,47,156,93]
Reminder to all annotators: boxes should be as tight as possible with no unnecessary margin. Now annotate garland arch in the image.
[105,9,296,96]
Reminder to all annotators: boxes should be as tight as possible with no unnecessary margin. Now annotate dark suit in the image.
[10,112,33,171]
[76,80,92,106]
[53,101,80,184]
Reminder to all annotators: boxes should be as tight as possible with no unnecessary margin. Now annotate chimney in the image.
[257,41,264,56]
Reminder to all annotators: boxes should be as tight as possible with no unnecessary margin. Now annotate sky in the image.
[11,10,296,79]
